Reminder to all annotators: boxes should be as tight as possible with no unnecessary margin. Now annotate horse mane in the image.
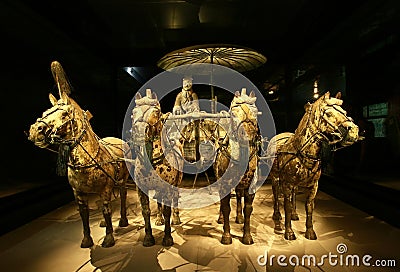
[134,90,160,107]
[293,92,344,149]
[230,89,258,120]
[293,95,325,149]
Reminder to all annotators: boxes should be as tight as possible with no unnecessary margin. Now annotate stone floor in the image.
[0,183,399,272]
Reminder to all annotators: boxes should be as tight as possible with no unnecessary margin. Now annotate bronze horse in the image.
[131,89,183,247]
[267,92,361,240]
[213,89,260,245]
[28,61,130,248]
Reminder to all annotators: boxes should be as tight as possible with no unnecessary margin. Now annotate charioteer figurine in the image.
[173,76,200,115]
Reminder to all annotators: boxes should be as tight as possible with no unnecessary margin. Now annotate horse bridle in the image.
[132,105,163,143]
[320,104,354,145]
[296,100,354,162]
[38,103,88,149]
[217,102,260,162]
[229,103,259,144]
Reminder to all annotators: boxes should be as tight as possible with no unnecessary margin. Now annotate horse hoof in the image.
[305,229,317,240]
[284,232,296,240]
[242,234,254,245]
[171,217,181,225]
[99,220,106,228]
[162,236,174,247]
[80,236,94,248]
[217,217,224,224]
[155,218,165,226]
[272,213,282,221]
[119,218,129,227]
[101,234,115,248]
[235,215,244,224]
[291,214,299,221]
[143,234,155,247]
[274,223,283,233]
[221,234,232,245]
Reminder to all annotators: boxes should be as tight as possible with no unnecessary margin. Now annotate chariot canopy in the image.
[157,44,266,112]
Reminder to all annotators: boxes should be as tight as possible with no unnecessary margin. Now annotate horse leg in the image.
[76,193,94,248]
[220,194,232,244]
[291,186,299,221]
[283,185,296,240]
[155,201,165,226]
[162,197,174,247]
[217,205,224,224]
[153,190,164,225]
[119,183,129,227]
[101,193,115,247]
[138,188,155,247]
[272,179,283,232]
[171,191,181,225]
[242,190,255,245]
[172,207,181,225]
[304,184,318,240]
[235,187,244,224]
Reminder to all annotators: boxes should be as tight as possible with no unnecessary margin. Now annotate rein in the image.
[217,103,260,163]
[133,110,183,180]
[287,100,352,168]
[42,106,123,185]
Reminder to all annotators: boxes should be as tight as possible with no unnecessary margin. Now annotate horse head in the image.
[28,61,89,149]
[131,89,163,144]
[313,92,360,147]
[229,88,259,142]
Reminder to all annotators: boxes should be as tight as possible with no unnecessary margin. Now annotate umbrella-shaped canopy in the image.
[157,44,266,112]
[157,44,266,73]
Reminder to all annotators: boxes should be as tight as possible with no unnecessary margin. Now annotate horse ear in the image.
[304,102,312,111]
[49,93,58,106]
[60,90,70,104]
[235,90,240,97]
[335,92,342,99]
[51,61,72,98]
[324,91,330,98]
[85,110,93,121]
[249,90,255,98]
[146,88,152,98]
[135,92,142,100]
[152,92,158,100]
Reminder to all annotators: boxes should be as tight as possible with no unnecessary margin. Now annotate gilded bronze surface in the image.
[28,61,130,248]
[131,89,184,247]
[266,92,362,240]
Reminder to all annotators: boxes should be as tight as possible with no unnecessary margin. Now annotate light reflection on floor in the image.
[0,184,399,272]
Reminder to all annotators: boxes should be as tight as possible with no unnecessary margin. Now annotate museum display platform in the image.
[0,179,398,272]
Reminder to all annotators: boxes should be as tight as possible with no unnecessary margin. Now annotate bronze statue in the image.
[213,88,260,244]
[131,89,183,247]
[266,92,362,240]
[27,61,130,248]
[173,76,200,115]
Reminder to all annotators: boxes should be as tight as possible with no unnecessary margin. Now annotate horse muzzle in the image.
[27,123,50,148]
[338,123,360,147]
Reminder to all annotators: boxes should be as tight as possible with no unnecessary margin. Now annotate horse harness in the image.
[217,103,260,164]
[39,103,124,185]
[276,100,353,171]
